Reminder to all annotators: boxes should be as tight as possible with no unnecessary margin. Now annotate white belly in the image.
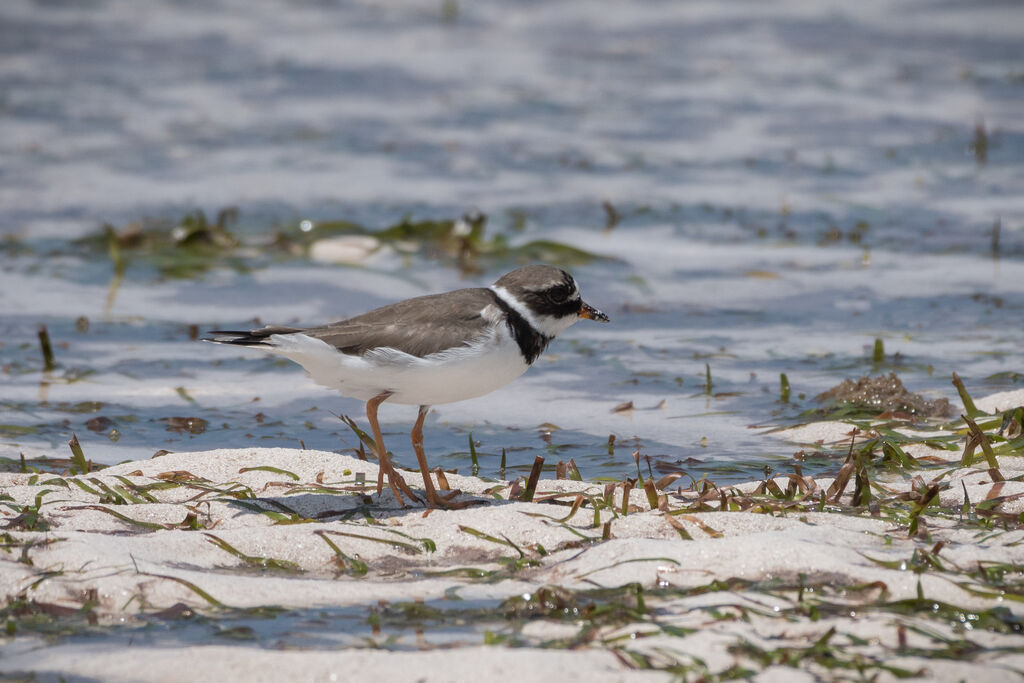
[267,327,530,406]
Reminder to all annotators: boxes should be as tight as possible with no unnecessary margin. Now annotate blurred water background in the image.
[2,0,1022,483]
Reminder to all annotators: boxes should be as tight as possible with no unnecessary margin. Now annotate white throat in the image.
[489,285,579,338]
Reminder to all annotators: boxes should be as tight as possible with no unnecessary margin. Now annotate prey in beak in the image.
[579,301,610,323]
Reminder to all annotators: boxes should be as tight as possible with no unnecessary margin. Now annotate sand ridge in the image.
[1,418,1023,681]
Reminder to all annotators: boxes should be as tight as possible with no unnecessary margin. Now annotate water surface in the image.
[2,0,1022,485]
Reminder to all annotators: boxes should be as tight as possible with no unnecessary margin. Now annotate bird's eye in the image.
[548,285,570,302]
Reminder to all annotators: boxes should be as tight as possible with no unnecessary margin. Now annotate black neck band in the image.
[488,291,551,364]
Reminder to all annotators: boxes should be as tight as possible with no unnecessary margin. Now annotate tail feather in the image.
[204,326,303,347]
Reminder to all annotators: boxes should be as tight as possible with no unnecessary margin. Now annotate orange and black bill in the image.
[579,301,610,323]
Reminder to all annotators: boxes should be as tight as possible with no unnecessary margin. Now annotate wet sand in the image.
[2,389,1022,680]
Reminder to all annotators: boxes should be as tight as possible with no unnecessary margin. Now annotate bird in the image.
[206,264,609,508]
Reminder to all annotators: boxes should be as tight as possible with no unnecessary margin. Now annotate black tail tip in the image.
[203,330,269,346]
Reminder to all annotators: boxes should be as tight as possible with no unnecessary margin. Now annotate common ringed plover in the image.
[207,264,609,508]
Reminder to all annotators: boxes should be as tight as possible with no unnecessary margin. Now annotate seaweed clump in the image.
[277,211,606,274]
[75,208,606,279]
[815,373,951,418]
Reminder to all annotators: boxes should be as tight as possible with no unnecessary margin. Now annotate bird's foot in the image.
[381,464,422,507]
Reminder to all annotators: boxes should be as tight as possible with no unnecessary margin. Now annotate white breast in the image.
[265,323,530,406]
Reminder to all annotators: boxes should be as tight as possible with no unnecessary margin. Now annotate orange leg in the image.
[411,405,468,509]
[410,405,439,505]
[366,392,420,505]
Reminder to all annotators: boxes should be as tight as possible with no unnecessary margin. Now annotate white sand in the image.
[1,411,1023,682]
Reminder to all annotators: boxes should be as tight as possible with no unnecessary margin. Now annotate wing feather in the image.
[306,288,498,357]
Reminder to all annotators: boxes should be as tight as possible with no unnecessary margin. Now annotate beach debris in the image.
[308,235,381,264]
[951,372,982,418]
[37,325,56,372]
[440,0,458,22]
[175,387,198,405]
[611,400,633,413]
[601,200,619,232]
[961,414,1001,476]
[520,455,544,502]
[163,417,208,434]
[205,533,303,572]
[998,407,1022,438]
[3,491,53,532]
[566,459,582,481]
[815,372,951,418]
[315,530,369,576]
[971,117,988,165]
[553,460,582,481]
[277,211,607,274]
[70,208,609,283]
[468,434,479,476]
[85,416,115,433]
[74,209,240,279]
[68,433,91,474]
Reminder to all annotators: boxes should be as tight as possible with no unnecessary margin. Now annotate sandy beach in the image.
[1,389,1022,680]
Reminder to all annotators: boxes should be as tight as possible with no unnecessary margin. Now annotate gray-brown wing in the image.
[306,287,501,358]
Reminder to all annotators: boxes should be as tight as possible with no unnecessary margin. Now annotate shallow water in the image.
[0,599,521,656]
[2,0,1023,487]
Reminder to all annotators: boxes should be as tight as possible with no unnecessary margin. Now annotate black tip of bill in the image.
[579,301,610,323]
